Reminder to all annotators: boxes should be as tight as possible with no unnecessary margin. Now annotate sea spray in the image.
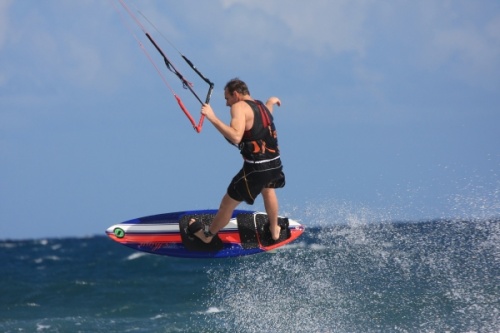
[202,202,499,332]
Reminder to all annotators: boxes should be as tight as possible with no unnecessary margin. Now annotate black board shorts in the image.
[227,157,285,205]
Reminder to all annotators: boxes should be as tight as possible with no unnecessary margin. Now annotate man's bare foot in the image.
[188,219,213,244]
[269,223,281,241]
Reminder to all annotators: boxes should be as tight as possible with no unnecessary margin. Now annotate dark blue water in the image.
[1,218,498,332]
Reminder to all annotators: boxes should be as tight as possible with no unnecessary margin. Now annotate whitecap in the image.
[36,323,50,332]
[125,252,148,260]
[38,239,49,246]
[205,307,223,314]
[51,244,62,250]
[0,242,17,249]
[150,313,167,320]
[75,280,94,286]
[34,256,61,264]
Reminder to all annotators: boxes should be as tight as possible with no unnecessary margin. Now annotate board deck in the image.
[106,209,305,258]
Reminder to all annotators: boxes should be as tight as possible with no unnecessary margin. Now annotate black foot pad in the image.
[256,214,290,247]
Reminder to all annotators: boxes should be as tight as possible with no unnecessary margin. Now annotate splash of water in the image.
[202,200,499,332]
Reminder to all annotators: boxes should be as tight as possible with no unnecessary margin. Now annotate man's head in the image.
[224,78,250,95]
[224,78,250,106]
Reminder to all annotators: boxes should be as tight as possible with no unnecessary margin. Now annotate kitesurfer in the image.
[188,78,285,242]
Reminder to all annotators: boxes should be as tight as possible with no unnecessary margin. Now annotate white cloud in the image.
[433,26,496,67]
[218,1,500,84]
[64,38,103,87]
[0,0,12,49]
[0,0,13,88]
[220,0,371,57]
[414,2,500,85]
[3,0,499,98]
[0,1,136,93]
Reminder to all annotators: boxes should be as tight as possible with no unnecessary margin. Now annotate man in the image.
[188,78,285,243]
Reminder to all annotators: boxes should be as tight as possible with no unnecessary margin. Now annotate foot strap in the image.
[188,219,217,237]
[187,220,203,234]
[204,228,216,237]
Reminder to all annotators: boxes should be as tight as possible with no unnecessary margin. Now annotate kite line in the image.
[112,0,214,133]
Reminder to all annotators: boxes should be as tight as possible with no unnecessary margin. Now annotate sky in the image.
[1,0,499,239]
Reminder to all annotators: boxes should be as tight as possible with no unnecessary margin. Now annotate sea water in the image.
[1,216,498,332]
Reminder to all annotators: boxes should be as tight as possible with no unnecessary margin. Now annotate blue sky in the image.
[1,0,499,239]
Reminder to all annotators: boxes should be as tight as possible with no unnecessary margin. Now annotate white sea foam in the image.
[205,307,222,314]
[150,313,166,320]
[36,323,50,332]
[75,280,95,286]
[0,242,17,249]
[125,252,148,260]
[51,244,62,250]
[34,255,61,264]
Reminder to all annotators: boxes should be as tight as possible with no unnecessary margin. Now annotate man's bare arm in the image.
[265,97,281,113]
[201,103,245,144]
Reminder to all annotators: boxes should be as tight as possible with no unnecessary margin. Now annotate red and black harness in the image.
[237,100,280,162]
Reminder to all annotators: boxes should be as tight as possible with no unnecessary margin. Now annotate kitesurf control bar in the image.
[116,0,214,133]
[145,33,214,132]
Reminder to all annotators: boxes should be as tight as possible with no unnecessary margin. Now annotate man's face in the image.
[224,89,238,107]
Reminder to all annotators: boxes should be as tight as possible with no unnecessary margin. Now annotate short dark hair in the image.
[224,78,250,95]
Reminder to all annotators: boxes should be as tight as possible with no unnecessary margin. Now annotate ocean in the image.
[1,217,498,332]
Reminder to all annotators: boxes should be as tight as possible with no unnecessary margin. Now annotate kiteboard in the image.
[106,209,305,258]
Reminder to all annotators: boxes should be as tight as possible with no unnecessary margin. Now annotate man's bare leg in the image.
[262,188,281,240]
[189,193,241,243]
